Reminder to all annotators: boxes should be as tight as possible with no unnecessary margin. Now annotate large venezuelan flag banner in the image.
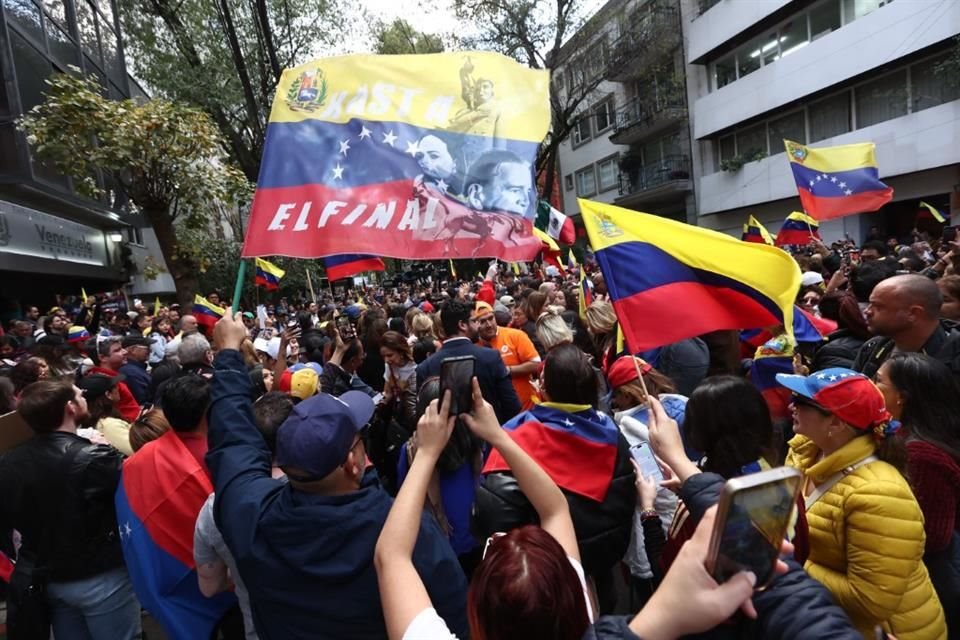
[785,139,893,221]
[242,52,550,261]
[579,199,801,352]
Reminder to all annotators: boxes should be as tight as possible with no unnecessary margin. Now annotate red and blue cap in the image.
[275,390,375,480]
[775,367,899,437]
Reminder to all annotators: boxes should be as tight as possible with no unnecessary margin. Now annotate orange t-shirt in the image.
[487,326,541,409]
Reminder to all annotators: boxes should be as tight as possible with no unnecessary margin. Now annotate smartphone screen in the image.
[708,468,802,589]
[439,356,475,415]
[336,316,355,340]
[630,443,663,483]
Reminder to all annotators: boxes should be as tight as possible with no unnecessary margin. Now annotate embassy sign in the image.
[0,200,109,267]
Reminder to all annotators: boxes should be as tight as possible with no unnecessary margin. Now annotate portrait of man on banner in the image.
[242,51,550,263]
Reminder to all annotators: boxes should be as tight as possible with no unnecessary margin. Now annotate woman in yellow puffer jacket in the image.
[777,368,946,640]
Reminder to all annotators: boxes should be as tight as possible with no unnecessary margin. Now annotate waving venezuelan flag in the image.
[243,52,550,262]
[785,140,893,220]
[580,200,801,352]
[254,257,286,290]
[741,215,775,245]
[324,254,385,281]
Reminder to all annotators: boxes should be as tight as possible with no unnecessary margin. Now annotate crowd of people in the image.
[0,225,958,639]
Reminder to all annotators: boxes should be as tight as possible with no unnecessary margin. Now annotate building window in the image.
[808,92,851,142]
[709,0,889,92]
[911,54,960,113]
[597,157,619,192]
[572,116,591,147]
[719,135,736,162]
[564,174,574,191]
[126,226,144,246]
[5,0,44,44]
[855,69,907,128]
[810,0,842,40]
[575,167,597,197]
[594,96,615,133]
[767,110,806,150]
[10,31,52,112]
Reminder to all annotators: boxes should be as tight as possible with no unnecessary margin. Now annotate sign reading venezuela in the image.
[242,52,550,262]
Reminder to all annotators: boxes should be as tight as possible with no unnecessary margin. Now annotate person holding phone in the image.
[474,344,635,613]
[779,368,946,639]
[375,379,830,640]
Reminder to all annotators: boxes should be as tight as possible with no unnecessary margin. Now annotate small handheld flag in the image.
[785,139,893,220]
[192,295,225,334]
[324,255,385,281]
[153,297,161,317]
[775,212,821,247]
[741,216,775,245]
[919,201,947,224]
[449,259,458,280]
[580,199,801,353]
[81,287,89,305]
[254,258,286,290]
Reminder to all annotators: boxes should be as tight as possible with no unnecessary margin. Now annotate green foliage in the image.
[372,19,444,55]
[720,149,768,172]
[19,70,251,304]
[935,36,960,88]
[117,0,343,181]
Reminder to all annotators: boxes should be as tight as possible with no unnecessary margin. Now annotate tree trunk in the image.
[145,206,199,309]
[542,145,557,208]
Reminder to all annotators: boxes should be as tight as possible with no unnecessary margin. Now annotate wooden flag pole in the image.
[306,268,317,306]
[232,260,246,312]
[631,355,651,403]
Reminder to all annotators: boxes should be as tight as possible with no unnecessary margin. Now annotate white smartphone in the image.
[629,443,663,483]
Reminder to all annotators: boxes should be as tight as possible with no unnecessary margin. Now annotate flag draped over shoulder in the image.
[242,52,550,262]
[324,254,386,281]
[192,295,224,332]
[775,212,821,247]
[254,257,286,290]
[115,431,235,640]
[579,199,801,353]
[483,404,619,502]
[742,215,775,245]
[785,140,893,220]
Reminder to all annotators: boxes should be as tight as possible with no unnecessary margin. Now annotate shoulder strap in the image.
[804,454,879,510]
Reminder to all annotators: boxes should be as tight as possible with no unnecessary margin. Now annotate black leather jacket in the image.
[474,433,636,578]
[0,432,125,582]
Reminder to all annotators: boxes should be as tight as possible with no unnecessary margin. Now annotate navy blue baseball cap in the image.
[275,390,375,480]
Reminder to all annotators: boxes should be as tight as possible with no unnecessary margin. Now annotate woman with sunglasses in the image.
[375,380,791,640]
[779,368,946,639]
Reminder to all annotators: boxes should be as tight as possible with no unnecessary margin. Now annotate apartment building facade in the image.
[554,0,696,225]
[682,0,960,242]
[0,0,176,316]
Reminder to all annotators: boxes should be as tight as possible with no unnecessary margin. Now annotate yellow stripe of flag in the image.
[784,139,879,174]
[255,257,286,279]
[268,52,550,143]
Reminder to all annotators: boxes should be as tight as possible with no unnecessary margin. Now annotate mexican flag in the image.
[536,201,576,245]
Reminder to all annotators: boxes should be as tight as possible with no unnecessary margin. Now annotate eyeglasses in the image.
[791,394,830,414]
[482,531,507,559]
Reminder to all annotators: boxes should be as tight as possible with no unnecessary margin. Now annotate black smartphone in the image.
[336,315,355,340]
[943,226,958,242]
[439,355,476,415]
[706,467,802,590]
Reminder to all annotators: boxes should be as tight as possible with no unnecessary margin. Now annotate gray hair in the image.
[178,333,211,366]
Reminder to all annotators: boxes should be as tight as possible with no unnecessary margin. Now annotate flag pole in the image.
[232,259,246,312]
[306,268,317,306]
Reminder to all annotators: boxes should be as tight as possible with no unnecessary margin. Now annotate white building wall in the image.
[557,81,632,215]
[692,0,960,139]
[687,0,795,63]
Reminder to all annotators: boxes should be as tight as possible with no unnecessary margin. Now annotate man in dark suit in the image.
[416,298,521,423]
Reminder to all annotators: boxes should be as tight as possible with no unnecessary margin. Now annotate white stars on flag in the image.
[436,178,448,193]
[332,163,345,180]
[339,139,351,156]
[382,130,398,146]
[807,172,858,198]
[359,126,372,140]
[405,140,420,156]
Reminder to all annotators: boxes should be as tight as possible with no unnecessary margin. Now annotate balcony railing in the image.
[610,92,687,143]
[618,154,691,197]
[605,3,680,81]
